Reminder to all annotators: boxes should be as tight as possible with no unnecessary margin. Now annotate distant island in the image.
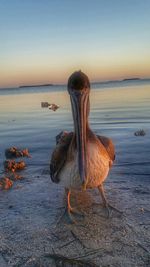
[122,78,140,82]
[1,77,150,90]
[93,77,142,85]
[19,78,141,89]
[19,83,53,88]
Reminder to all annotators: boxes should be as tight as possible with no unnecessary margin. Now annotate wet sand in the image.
[0,136,150,267]
[0,83,150,266]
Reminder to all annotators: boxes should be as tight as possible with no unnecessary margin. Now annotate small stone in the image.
[134,130,146,136]
[139,207,144,213]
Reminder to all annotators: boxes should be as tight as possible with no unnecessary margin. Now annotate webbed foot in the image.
[56,189,84,225]
[98,184,123,218]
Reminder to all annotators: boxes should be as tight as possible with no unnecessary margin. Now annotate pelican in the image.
[50,71,117,221]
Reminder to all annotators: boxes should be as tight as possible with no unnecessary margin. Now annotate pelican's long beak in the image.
[70,90,89,189]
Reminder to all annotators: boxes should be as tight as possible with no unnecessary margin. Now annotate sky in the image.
[0,0,150,88]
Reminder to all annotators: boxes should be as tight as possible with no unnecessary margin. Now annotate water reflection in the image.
[0,84,150,137]
[0,83,150,171]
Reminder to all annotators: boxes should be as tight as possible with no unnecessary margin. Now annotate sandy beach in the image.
[0,82,150,267]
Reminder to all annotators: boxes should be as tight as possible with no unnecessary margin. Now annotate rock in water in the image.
[134,129,146,136]
[41,102,59,111]
[49,103,59,111]
[41,102,50,108]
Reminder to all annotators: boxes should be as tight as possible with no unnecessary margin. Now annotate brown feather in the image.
[97,135,115,165]
[50,131,73,183]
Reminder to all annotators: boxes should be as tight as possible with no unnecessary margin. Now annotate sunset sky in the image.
[0,0,150,88]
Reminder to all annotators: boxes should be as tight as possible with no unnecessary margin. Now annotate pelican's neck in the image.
[83,94,91,140]
[73,119,90,138]
[73,93,91,141]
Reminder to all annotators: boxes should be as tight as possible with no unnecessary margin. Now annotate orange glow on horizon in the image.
[0,58,150,88]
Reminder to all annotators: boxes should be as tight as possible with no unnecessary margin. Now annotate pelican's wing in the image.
[50,131,73,183]
[97,135,115,166]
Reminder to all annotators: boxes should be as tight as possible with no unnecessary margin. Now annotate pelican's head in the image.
[68,71,90,189]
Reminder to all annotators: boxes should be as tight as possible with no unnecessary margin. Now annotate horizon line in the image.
[1,77,150,90]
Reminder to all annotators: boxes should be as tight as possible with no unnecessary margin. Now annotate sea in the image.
[0,79,150,178]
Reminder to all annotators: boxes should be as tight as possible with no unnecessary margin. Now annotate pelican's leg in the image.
[65,188,84,222]
[57,188,75,224]
[56,188,75,225]
[56,188,84,225]
[98,184,122,217]
[66,188,74,215]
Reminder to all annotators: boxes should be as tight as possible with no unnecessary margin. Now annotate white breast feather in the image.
[59,143,110,189]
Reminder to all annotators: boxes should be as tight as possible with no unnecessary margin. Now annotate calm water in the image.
[0,81,150,175]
